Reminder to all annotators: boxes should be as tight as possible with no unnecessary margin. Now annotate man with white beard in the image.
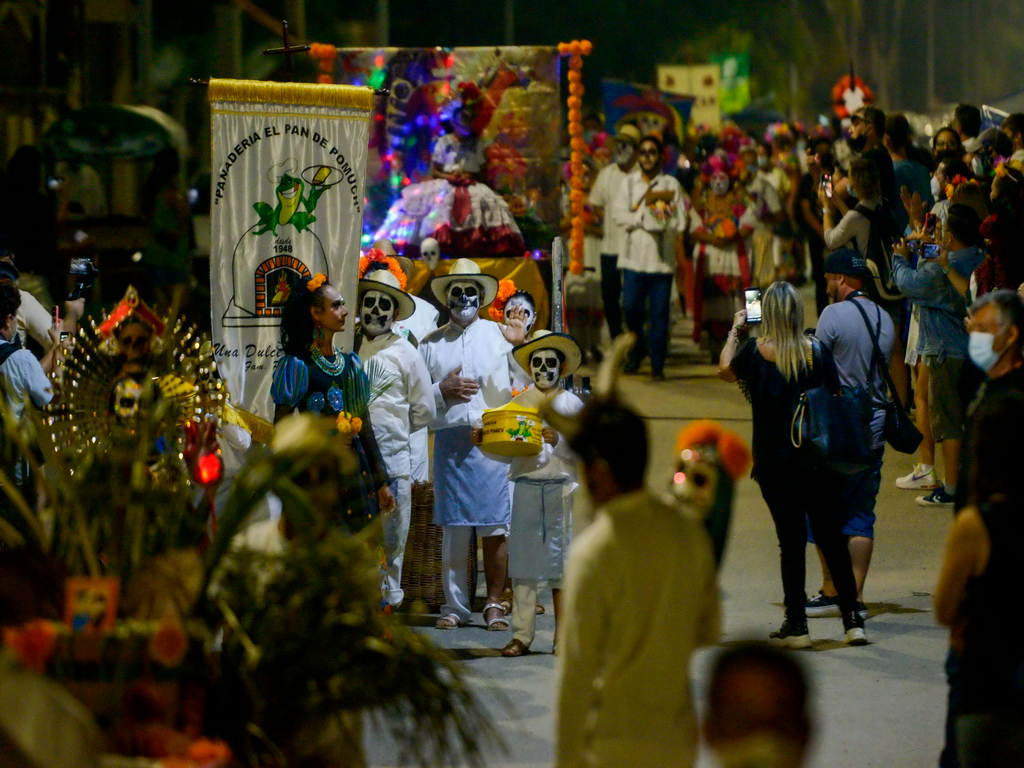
[357,268,436,609]
[419,259,528,630]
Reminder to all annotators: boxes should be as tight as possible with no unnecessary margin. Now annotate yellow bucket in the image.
[480,403,543,457]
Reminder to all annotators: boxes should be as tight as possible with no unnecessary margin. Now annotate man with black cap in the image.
[804,247,894,620]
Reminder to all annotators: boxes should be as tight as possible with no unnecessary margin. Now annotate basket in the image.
[400,481,477,610]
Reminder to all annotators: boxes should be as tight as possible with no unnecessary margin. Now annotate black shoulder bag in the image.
[789,338,876,474]
[847,297,923,454]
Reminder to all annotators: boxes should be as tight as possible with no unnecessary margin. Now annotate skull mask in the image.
[112,376,143,421]
[670,447,720,514]
[504,294,536,334]
[447,280,481,326]
[421,237,441,271]
[360,289,395,338]
[529,349,563,390]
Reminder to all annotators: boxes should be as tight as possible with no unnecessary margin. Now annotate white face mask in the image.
[421,237,440,271]
[968,331,1002,372]
[360,290,395,338]
[504,296,536,333]
[710,173,731,196]
[447,280,481,326]
[529,349,562,390]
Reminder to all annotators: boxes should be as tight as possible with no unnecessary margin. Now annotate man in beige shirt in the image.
[555,401,720,767]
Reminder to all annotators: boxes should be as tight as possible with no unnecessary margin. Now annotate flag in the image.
[711,52,751,115]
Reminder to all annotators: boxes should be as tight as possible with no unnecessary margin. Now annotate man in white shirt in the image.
[0,280,53,421]
[357,267,436,608]
[611,134,688,381]
[419,259,526,630]
[588,124,640,340]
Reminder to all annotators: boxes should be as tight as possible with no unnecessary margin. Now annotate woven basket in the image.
[400,481,477,610]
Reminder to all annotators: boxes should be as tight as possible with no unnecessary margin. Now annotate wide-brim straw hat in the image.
[430,258,499,307]
[357,268,415,322]
[513,330,582,379]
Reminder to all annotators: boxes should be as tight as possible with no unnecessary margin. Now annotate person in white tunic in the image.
[473,330,584,656]
[357,267,436,607]
[419,259,527,630]
[553,398,720,768]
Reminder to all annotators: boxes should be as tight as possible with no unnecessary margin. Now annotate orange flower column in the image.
[309,43,338,85]
[558,40,593,277]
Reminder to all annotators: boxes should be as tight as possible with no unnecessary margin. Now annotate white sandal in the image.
[435,613,461,629]
[484,602,510,631]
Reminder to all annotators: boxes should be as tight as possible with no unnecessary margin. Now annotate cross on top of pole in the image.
[263,20,311,83]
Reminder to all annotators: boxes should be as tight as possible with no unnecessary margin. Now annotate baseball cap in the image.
[823,248,869,277]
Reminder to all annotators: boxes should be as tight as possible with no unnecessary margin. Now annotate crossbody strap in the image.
[846,295,901,406]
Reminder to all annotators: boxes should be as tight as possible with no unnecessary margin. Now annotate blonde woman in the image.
[719,281,866,648]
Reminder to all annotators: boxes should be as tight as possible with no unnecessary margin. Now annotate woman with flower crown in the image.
[271,273,394,531]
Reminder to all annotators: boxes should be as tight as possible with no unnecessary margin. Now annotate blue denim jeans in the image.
[621,269,673,374]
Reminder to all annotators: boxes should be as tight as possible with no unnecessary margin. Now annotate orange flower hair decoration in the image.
[674,420,751,481]
[944,174,972,201]
[358,248,407,290]
[307,273,328,292]
[489,278,518,321]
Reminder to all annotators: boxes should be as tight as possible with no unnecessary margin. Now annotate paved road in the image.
[367,304,953,768]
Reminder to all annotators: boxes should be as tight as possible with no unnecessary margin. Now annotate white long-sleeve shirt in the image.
[419,319,513,430]
[394,294,440,347]
[504,387,584,492]
[359,330,436,479]
[556,488,719,768]
[589,162,631,255]
[611,169,688,275]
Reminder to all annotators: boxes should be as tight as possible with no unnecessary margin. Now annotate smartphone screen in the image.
[821,173,833,198]
[60,331,71,342]
[924,212,937,238]
[921,243,941,260]
[744,288,763,324]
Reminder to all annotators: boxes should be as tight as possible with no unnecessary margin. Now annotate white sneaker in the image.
[896,464,940,490]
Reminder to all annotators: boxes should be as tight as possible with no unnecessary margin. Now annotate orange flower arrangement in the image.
[559,40,593,277]
[944,174,973,201]
[3,620,58,673]
[336,411,363,436]
[148,617,189,668]
[358,248,407,290]
[309,43,338,85]
[307,273,327,292]
[675,420,751,481]
[488,278,517,321]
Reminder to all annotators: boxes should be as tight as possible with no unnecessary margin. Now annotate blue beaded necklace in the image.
[311,346,345,377]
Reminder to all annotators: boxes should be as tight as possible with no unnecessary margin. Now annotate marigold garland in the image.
[559,40,593,277]
[358,248,407,290]
[336,411,363,436]
[309,43,338,85]
[488,278,518,321]
[307,273,327,292]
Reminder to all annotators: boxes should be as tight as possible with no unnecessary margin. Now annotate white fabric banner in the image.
[208,80,372,441]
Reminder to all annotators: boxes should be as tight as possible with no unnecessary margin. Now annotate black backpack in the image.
[854,203,903,304]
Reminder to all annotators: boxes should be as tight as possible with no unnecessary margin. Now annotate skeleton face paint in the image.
[529,349,562,390]
[709,172,731,197]
[447,280,481,326]
[421,237,441,271]
[504,295,536,333]
[360,290,395,338]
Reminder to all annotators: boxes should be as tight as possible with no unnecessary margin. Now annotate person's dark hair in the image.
[808,137,832,157]
[0,278,20,322]
[860,106,885,136]
[6,146,42,189]
[141,147,181,217]
[849,157,881,200]
[938,155,971,182]
[639,134,664,156]
[969,391,1024,504]
[954,104,981,139]
[280,276,332,358]
[817,151,835,174]
[885,113,912,152]
[970,289,1024,338]
[1003,113,1024,139]
[932,127,964,156]
[946,203,983,246]
[568,400,648,490]
[506,289,535,314]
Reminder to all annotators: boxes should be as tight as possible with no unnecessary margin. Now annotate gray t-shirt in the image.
[815,295,895,443]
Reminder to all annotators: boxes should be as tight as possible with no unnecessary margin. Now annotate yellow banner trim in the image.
[208,78,374,113]
[225,404,274,445]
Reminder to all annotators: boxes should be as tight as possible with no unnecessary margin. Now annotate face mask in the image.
[848,133,867,153]
[421,237,440,271]
[710,174,730,196]
[615,143,635,167]
[447,281,481,326]
[757,155,770,170]
[360,290,395,338]
[931,175,942,200]
[529,350,561,390]
[969,331,1002,371]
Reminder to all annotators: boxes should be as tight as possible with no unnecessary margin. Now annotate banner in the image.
[711,52,751,115]
[208,79,374,441]
[656,64,721,131]
[600,79,694,145]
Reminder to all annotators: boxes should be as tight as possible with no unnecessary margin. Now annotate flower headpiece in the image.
[674,420,751,481]
[488,279,518,321]
[700,150,740,182]
[307,273,327,292]
[719,123,746,155]
[764,121,794,145]
[944,174,973,201]
[358,249,407,290]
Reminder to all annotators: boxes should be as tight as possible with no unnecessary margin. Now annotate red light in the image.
[673,472,686,485]
[196,452,223,486]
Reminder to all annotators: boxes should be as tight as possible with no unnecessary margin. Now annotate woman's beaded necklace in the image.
[311,346,346,377]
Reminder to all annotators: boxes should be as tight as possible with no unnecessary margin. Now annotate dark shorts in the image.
[926,355,966,442]
[808,448,883,541]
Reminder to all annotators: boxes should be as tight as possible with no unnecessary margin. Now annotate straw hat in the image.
[430,258,499,307]
[513,330,582,379]
[357,268,415,321]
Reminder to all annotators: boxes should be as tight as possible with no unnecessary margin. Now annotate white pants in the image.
[511,578,561,647]
[382,476,412,606]
[441,524,507,622]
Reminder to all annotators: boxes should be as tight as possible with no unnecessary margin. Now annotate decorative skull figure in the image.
[447,280,481,326]
[670,447,720,514]
[111,376,143,421]
[529,348,563,391]
[421,237,441,271]
[360,289,396,338]
[504,293,536,334]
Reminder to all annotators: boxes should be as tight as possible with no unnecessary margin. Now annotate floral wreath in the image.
[358,248,407,290]
[944,174,974,201]
[488,279,517,321]
[700,151,741,184]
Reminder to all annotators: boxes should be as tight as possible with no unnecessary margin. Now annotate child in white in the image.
[476,330,584,655]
